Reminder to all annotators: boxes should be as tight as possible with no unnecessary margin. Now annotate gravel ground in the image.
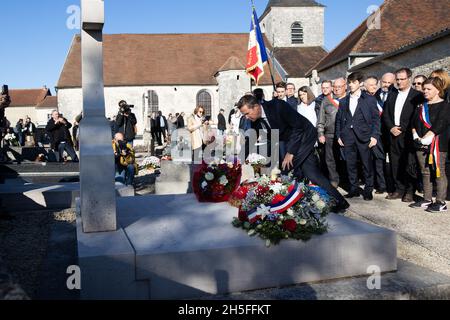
[0,209,76,299]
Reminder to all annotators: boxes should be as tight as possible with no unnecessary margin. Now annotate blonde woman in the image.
[430,69,450,103]
[188,106,209,162]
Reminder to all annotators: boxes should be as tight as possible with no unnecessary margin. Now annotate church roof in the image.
[308,0,450,75]
[57,33,320,88]
[216,56,245,73]
[274,46,327,77]
[36,96,58,109]
[8,88,51,107]
[261,0,325,20]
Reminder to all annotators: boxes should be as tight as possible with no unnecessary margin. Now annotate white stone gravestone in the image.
[79,0,117,233]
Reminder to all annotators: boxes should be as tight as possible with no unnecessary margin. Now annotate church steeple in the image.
[260,0,325,48]
[261,0,325,20]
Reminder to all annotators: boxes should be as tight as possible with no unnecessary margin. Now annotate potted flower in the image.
[141,156,161,174]
[246,153,267,176]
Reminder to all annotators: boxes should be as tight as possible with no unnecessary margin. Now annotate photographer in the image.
[46,110,79,162]
[112,132,137,186]
[116,100,137,146]
[0,85,11,163]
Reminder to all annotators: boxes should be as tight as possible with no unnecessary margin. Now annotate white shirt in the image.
[297,101,317,127]
[394,87,411,126]
[230,111,242,135]
[349,91,361,117]
[160,116,165,127]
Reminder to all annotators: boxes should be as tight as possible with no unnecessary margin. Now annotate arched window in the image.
[196,90,212,118]
[147,90,159,115]
[291,22,304,44]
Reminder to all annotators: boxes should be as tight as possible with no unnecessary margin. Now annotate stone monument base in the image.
[76,194,397,300]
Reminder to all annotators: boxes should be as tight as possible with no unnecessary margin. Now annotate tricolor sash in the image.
[419,102,441,178]
[327,95,340,108]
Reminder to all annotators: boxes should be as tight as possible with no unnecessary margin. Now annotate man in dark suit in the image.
[237,95,349,213]
[156,111,168,145]
[217,109,227,135]
[375,73,397,110]
[336,72,380,201]
[374,73,398,194]
[286,83,299,111]
[382,68,424,202]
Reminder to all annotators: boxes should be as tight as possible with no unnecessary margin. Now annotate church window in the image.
[196,90,212,117]
[291,22,304,44]
[147,90,159,115]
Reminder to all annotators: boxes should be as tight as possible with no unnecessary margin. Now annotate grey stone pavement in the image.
[341,190,450,278]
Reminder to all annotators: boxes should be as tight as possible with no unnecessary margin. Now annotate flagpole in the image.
[251,0,276,91]
[266,52,276,92]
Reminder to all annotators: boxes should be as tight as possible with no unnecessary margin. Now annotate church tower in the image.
[260,0,325,48]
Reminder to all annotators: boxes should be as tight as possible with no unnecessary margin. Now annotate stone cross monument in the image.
[80,0,117,233]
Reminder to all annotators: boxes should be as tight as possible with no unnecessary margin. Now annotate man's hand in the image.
[319,136,326,144]
[338,138,344,147]
[369,137,377,148]
[390,126,402,137]
[282,153,294,171]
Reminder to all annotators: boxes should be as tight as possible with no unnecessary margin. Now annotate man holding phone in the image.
[0,85,11,163]
[0,85,10,132]
[46,110,79,162]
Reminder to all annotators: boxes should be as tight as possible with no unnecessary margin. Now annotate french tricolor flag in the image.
[246,7,268,85]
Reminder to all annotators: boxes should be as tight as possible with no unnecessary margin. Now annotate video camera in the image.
[119,100,134,114]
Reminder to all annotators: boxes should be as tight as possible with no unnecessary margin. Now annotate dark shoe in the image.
[386,192,402,200]
[332,200,350,213]
[402,193,414,203]
[345,190,361,199]
[426,201,448,213]
[409,200,432,209]
[363,192,373,201]
[375,189,386,195]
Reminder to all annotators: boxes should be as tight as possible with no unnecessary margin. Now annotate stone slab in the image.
[0,183,80,212]
[154,181,192,195]
[116,194,397,299]
[204,259,450,300]
[157,161,193,182]
[76,200,149,300]
[0,183,134,212]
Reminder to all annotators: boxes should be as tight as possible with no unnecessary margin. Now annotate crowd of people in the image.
[233,68,449,213]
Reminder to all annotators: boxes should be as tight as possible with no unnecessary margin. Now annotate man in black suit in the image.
[156,111,168,145]
[217,109,227,135]
[336,72,380,201]
[382,68,424,202]
[376,73,397,110]
[237,95,349,213]
[374,73,398,194]
[286,83,299,111]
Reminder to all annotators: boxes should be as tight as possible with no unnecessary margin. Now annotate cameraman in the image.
[46,110,79,162]
[112,132,137,186]
[116,100,137,146]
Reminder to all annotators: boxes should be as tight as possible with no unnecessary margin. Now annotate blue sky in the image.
[1,0,383,91]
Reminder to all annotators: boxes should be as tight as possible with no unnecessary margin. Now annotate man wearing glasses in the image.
[413,75,427,93]
[382,68,424,202]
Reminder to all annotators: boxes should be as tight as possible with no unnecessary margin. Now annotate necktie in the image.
[260,117,271,131]
[382,92,387,103]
